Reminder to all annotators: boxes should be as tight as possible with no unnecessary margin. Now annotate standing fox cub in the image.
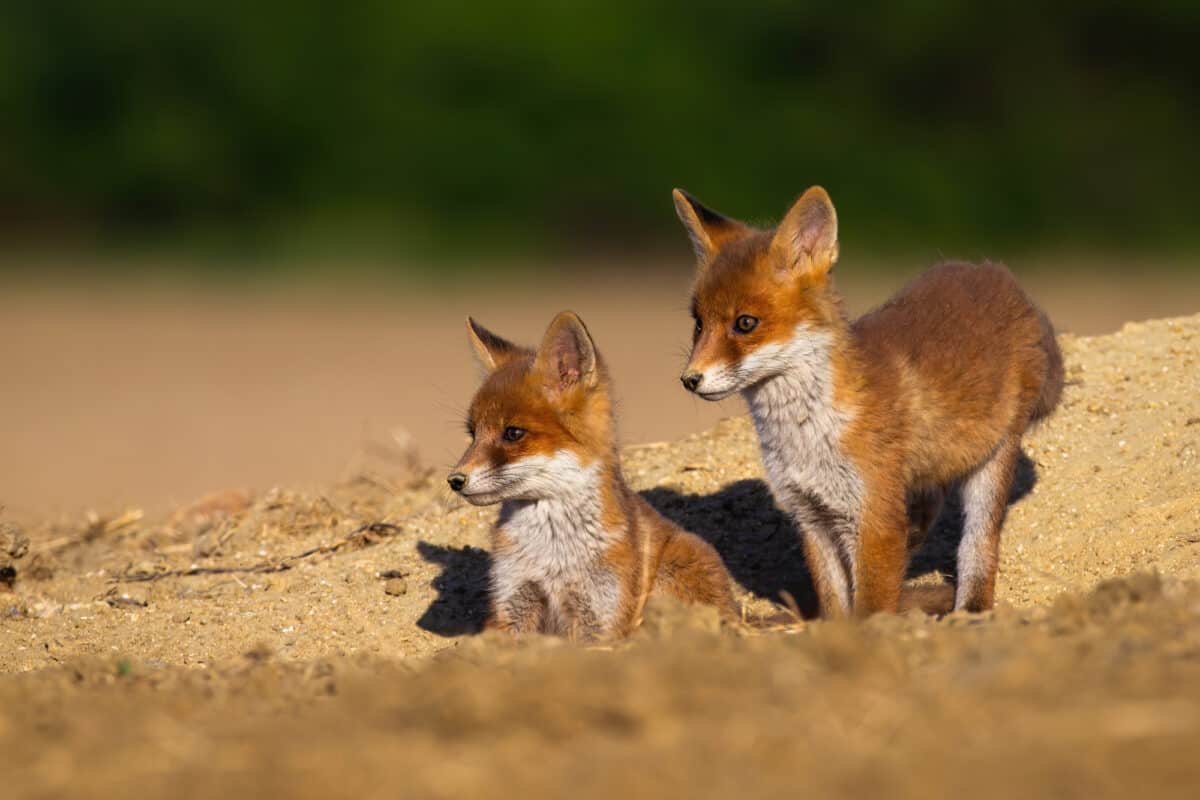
[673,186,1063,618]
[447,311,738,640]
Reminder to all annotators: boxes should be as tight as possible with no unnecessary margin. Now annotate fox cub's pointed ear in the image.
[771,186,839,278]
[672,189,748,265]
[535,311,597,394]
[465,317,522,372]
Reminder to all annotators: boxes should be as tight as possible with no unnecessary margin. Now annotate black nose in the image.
[681,372,702,392]
[447,473,467,492]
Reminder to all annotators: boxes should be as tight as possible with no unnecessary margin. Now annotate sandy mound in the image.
[1,315,1198,798]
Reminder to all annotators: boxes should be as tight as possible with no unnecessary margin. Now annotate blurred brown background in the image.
[1,2,1197,520]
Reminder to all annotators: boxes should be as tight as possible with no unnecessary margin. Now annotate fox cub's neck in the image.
[497,453,623,564]
[742,324,841,427]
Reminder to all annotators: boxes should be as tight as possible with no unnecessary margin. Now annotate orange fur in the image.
[674,187,1063,617]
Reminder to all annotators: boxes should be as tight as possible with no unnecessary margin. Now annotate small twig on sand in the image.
[114,522,404,583]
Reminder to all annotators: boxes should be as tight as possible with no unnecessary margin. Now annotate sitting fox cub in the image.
[447,311,737,639]
[674,186,1063,618]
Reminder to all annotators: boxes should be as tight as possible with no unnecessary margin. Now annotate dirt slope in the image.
[1,315,1198,799]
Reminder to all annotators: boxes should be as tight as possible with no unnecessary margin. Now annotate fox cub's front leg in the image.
[486,580,549,634]
[800,522,852,619]
[852,495,909,618]
[856,492,959,616]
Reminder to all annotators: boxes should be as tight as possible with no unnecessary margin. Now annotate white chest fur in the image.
[742,328,865,550]
[491,454,623,633]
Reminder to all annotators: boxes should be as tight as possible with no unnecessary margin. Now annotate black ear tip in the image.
[467,317,503,349]
[466,316,493,338]
[672,188,698,210]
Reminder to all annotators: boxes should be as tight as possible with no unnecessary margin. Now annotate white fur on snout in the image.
[461,449,595,505]
[694,326,833,399]
[692,362,740,400]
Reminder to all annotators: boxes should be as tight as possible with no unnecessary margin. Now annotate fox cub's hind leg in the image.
[653,532,739,620]
[487,580,549,634]
[955,436,1020,612]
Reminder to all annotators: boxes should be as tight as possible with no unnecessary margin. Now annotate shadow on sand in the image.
[643,451,1038,618]
[414,540,491,636]
[416,451,1038,631]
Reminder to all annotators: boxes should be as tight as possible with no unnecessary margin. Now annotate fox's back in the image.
[850,262,1055,479]
[855,261,1042,366]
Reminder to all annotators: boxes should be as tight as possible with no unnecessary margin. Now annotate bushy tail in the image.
[1032,309,1064,421]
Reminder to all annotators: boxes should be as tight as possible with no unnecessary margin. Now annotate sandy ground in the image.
[1,312,1198,798]
[2,263,1198,520]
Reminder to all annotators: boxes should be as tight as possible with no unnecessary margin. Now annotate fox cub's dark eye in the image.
[502,426,526,443]
[734,315,759,334]
[693,317,703,337]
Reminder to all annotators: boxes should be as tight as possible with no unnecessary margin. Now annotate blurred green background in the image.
[3,0,1198,270]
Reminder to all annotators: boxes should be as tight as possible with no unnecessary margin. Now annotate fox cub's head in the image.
[447,311,614,505]
[674,186,844,400]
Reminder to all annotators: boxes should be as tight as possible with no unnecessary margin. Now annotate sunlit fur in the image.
[451,312,737,640]
[675,186,1064,617]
